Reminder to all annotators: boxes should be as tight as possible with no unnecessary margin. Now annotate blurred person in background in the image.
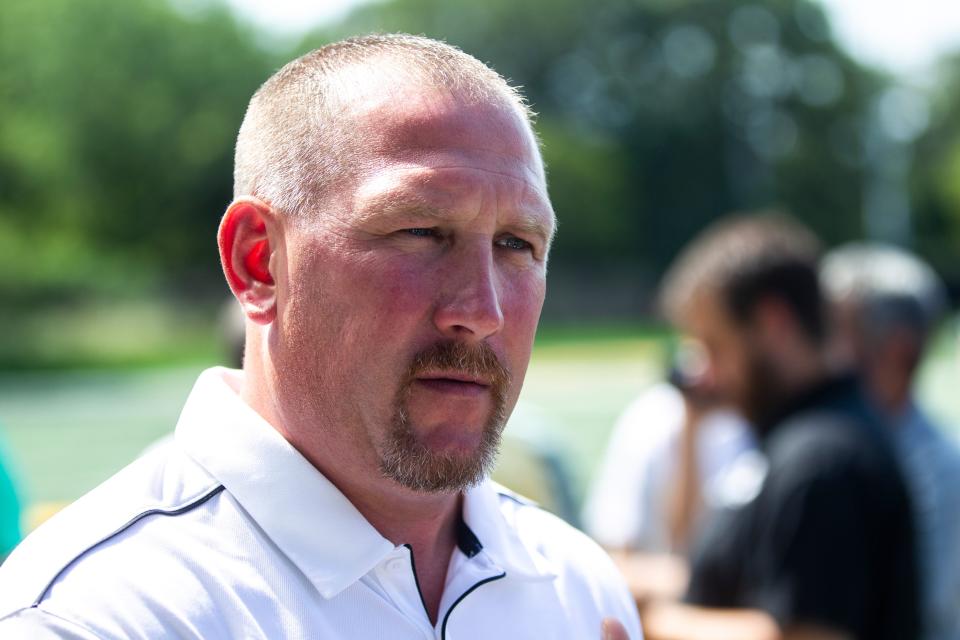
[585,338,758,554]
[822,243,960,640]
[640,214,919,640]
[583,336,760,604]
[0,34,638,639]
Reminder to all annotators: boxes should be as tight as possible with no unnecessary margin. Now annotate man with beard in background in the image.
[0,34,638,639]
[640,214,919,640]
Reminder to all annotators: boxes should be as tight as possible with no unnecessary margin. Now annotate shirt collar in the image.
[758,373,868,439]
[175,368,555,599]
[462,480,558,581]
[175,367,395,599]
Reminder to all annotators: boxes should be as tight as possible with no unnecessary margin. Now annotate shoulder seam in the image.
[33,484,226,607]
[1,605,103,638]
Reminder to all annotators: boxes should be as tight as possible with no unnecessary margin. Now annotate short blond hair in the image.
[234,34,536,217]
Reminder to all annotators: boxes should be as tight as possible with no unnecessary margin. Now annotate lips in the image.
[402,341,509,404]
[413,373,491,397]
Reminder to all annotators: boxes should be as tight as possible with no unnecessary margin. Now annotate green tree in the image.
[0,0,276,301]
[308,0,884,284]
[911,51,960,283]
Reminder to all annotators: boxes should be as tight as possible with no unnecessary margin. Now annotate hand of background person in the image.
[608,550,690,609]
[602,617,631,640]
[668,338,722,416]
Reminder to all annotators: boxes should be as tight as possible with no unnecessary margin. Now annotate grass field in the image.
[0,323,958,527]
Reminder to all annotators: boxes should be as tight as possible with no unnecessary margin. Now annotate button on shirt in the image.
[0,368,642,639]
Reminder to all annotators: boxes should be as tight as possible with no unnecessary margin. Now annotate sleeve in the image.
[743,460,870,635]
[582,386,682,550]
[0,607,103,640]
[573,526,646,640]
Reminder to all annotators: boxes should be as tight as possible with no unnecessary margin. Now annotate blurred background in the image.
[2,0,960,531]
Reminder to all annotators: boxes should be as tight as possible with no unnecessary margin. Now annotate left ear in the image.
[218,196,281,325]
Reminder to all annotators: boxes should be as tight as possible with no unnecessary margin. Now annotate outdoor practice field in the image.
[1,325,958,529]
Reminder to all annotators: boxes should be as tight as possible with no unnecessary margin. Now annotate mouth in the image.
[413,372,492,397]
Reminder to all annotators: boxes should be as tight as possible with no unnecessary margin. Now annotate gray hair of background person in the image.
[821,243,948,348]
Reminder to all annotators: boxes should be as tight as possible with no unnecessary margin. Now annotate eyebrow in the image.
[355,188,556,247]
[508,213,557,248]
[355,190,456,224]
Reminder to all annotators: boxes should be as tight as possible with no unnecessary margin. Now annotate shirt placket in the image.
[435,550,507,640]
[372,546,436,640]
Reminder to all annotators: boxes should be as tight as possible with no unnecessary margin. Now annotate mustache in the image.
[405,340,511,391]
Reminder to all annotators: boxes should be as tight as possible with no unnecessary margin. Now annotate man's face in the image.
[268,83,554,494]
[824,299,862,371]
[684,293,784,427]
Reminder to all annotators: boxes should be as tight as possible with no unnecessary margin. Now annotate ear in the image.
[218,197,279,325]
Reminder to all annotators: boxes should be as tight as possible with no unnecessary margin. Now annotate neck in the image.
[241,357,463,544]
[240,355,461,624]
[868,371,913,420]
[777,339,829,397]
[323,461,463,625]
[345,480,462,550]
[753,340,830,432]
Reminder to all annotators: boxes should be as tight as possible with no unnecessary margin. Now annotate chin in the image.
[418,424,487,451]
[379,420,502,494]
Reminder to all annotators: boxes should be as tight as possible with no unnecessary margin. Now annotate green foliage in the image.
[0,299,222,370]
[305,0,886,279]
[0,0,276,300]
[537,120,636,265]
[1,0,957,370]
[911,52,960,283]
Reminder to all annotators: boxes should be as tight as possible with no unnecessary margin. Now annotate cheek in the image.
[498,272,546,366]
[334,267,435,365]
[708,344,745,396]
[728,357,749,395]
[313,244,435,314]
[280,245,409,358]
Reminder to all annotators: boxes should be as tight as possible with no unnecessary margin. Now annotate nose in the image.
[432,245,504,342]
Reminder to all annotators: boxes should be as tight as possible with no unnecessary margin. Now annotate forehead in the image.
[339,64,543,174]
[687,290,740,340]
[352,163,549,217]
[337,73,553,228]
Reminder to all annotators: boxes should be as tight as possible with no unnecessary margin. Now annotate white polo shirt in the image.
[0,368,642,639]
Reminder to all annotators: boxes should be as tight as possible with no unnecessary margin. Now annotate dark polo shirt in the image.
[686,376,920,640]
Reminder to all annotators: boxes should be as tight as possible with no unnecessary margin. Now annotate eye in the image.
[496,235,533,252]
[403,227,439,238]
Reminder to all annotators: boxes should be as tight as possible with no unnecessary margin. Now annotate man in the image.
[640,215,919,640]
[0,35,640,639]
[583,344,762,608]
[584,349,758,556]
[822,243,960,640]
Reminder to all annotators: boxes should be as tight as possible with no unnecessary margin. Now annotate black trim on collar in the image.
[456,517,483,558]
[440,571,506,639]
